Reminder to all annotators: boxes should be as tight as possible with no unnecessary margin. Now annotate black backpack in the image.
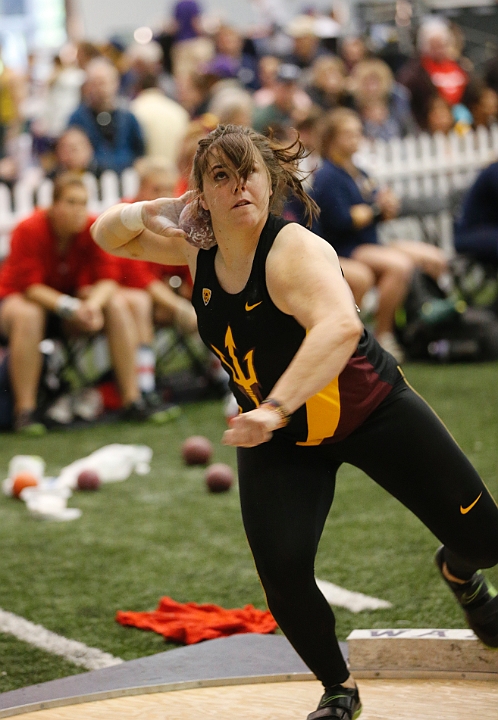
[396,270,498,362]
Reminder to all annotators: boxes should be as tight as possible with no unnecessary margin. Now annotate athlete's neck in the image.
[213,215,267,294]
[213,214,267,269]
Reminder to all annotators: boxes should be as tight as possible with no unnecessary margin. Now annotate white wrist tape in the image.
[55,294,82,319]
[120,202,146,232]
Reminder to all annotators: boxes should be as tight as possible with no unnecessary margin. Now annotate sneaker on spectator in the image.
[45,394,74,425]
[14,410,47,436]
[376,332,405,363]
[121,397,181,424]
[73,387,104,421]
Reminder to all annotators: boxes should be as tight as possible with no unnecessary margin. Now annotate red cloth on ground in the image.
[0,210,119,298]
[116,596,277,644]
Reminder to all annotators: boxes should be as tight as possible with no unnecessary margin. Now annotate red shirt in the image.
[0,209,119,299]
[421,57,468,106]
[116,256,158,289]
[145,260,193,287]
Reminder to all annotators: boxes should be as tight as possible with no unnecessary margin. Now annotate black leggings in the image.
[237,380,498,687]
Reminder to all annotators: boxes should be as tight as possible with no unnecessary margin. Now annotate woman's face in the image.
[427,97,454,134]
[328,117,363,159]
[359,71,383,100]
[200,149,272,229]
[316,63,344,95]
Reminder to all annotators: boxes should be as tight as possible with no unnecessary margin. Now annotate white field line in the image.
[0,607,123,670]
[315,578,392,613]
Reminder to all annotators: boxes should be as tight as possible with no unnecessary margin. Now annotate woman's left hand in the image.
[222,407,283,448]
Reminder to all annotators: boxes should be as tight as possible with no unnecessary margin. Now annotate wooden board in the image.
[348,629,498,678]
[7,678,498,720]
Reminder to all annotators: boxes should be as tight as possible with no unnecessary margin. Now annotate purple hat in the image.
[203,54,240,79]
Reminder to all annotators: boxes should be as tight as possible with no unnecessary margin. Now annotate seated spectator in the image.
[294,106,324,179]
[48,127,98,177]
[121,40,165,100]
[252,63,311,136]
[169,0,214,82]
[68,57,145,174]
[426,96,455,135]
[0,173,157,433]
[397,17,468,132]
[311,108,448,361]
[208,86,254,127]
[283,15,325,75]
[188,57,243,117]
[454,161,498,264]
[338,36,369,75]
[130,71,189,165]
[0,49,25,160]
[213,24,260,92]
[76,41,102,70]
[39,50,86,141]
[306,55,353,112]
[351,58,415,141]
[460,78,498,130]
[252,56,281,109]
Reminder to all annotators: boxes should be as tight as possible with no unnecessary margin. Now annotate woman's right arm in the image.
[90,195,195,267]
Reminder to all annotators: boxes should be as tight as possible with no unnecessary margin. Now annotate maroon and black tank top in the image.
[192,213,400,445]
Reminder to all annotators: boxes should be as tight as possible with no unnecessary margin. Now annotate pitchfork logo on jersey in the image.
[202,288,212,306]
[211,325,262,406]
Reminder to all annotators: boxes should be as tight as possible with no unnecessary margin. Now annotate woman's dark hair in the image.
[191,124,319,226]
[461,76,488,111]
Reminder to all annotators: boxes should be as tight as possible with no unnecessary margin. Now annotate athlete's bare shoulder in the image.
[267,221,341,277]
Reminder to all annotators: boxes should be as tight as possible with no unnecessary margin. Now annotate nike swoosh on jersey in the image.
[245,301,262,311]
[460,492,483,515]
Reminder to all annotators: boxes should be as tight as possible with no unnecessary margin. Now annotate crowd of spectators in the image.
[1,1,498,431]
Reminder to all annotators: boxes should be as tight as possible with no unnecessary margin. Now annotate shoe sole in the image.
[307,701,362,719]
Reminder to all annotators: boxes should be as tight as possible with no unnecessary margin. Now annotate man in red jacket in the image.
[0,172,153,433]
[397,17,468,131]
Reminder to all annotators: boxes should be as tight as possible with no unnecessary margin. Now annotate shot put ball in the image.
[205,463,234,493]
[77,469,101,491]
[182,435,213,466]
[12,471,39,498]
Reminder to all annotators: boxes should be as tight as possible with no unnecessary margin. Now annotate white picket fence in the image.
[358,124,498,200]
[0,125,497,259]
[0,167,139,259]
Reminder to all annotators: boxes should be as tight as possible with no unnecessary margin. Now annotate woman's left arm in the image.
[223,224,364,447]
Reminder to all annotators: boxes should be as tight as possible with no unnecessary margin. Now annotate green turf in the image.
[0,362,497,692]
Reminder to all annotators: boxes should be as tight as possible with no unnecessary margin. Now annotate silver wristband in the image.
[55,294,82,319]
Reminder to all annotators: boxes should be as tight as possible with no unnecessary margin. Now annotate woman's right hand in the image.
[142,192,194,238]
[222,407,284,448]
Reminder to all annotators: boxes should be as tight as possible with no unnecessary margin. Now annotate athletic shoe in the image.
[121,398,181,425]
[14,410,47,436]
[435,546,498,648]
[307,684,362,720]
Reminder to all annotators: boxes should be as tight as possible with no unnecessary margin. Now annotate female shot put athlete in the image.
[91,124,498,720]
